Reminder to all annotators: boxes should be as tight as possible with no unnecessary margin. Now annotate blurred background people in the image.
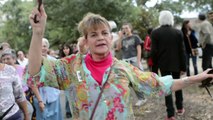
[48,49,58,58]
[143,28,153,71]
[17,50,28,68]
[58,43,73,118]
[197,13,213,71]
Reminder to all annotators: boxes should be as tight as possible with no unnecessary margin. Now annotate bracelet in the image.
[30,71,41,78]
[182,77,190,85]
[38,101,43,103]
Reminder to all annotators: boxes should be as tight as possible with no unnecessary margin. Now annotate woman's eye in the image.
[103,32,109,35]
[91,34,96,37]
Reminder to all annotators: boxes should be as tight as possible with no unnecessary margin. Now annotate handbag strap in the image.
[186,35,193,50]
[89,64,114,120]
[0,103,15,120]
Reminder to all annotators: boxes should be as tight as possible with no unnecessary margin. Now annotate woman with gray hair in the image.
[0,49,29,120]
[151,10,187,120]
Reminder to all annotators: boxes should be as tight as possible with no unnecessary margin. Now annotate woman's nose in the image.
[97,34,105,40]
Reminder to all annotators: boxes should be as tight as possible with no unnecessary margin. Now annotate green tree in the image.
[1,0,212,50]
[0,0,33,51]
[43,0,142,46]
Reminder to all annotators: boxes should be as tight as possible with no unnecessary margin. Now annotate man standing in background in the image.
[196,13,213,71]
[118,23,146,107]
[151,10,186,120]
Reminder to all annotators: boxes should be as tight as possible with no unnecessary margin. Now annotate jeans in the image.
[33,96,63,120]
[21,100,34,120]
[202,44,213,70]
[6,110,22,120]
[186,53,198,76]
[160,70,183,118]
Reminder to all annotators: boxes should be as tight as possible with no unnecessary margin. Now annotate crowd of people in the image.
[0,3,213,120]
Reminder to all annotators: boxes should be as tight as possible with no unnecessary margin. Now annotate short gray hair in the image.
[42,38,50,48]
[159,10,174,26]
[1,49,16,59]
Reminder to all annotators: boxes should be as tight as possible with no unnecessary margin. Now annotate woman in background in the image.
[0,62,29,120]
[181,20,199,76]
[58,43,73,118]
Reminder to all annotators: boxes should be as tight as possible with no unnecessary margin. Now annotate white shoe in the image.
[135,99,147,106]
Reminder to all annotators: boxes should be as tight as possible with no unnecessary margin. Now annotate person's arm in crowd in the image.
[114,40,119,51]
[30,85,45,112]
[136,44,142,67]
[116,31,123,51]
[28,5,47,76]
[17,101,29,120]
[124,59,213,97]
[13,71,29,120]
[171,69,213,91]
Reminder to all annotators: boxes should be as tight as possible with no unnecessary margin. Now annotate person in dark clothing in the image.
[181,20,199,76]
[151,10,186,120]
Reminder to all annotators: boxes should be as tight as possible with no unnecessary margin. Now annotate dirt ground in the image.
[132,84,213,120]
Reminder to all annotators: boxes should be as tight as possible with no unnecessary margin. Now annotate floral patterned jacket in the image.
[24,53,173,120]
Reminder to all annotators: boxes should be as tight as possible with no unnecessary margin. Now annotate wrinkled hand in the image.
[193,69,213,83]
[39,102,45,112]
[29,4,47,35]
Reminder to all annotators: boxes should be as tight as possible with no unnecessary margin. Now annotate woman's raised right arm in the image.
[28,5,47,76]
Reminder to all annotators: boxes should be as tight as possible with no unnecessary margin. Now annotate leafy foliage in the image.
[0,0,212,50]
[0,0,33,51]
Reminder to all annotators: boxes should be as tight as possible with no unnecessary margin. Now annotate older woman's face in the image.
[42,41,49,56]
[86,25,112,55]
[1,54,16,65]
